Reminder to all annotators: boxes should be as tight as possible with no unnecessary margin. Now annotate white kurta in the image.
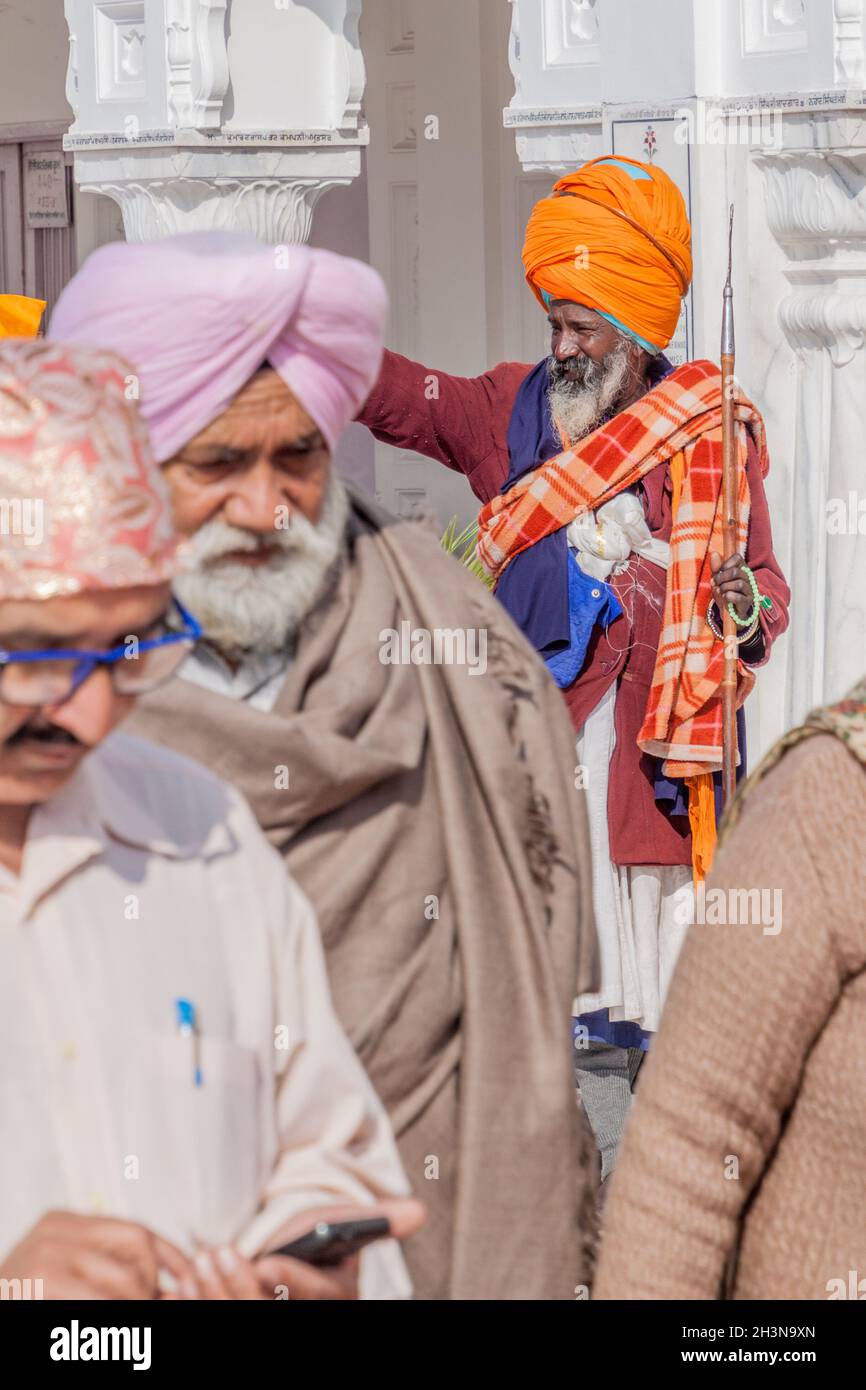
[568,496,695,1034]
[0,731,411,1298]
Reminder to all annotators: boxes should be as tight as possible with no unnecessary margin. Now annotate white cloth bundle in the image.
[566,491,671,581]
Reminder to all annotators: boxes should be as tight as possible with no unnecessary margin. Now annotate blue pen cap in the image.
[175,997,196,1029]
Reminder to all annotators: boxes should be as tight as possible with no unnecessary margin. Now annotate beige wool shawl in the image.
[129,487,598,1300]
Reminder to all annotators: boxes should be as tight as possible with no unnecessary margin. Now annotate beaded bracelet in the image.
[727,563,773,628]
[706,562,771,642]
[706,601,760,644]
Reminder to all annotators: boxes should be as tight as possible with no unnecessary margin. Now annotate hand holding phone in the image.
[270,1217,391,1267]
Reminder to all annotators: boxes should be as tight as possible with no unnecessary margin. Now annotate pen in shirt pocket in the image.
[175,997,203,1087]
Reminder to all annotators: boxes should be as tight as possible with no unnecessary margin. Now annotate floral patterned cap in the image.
[0,339,182,600]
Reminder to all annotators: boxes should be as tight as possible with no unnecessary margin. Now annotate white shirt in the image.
[0,732,411,1297]
[178,643,288,712]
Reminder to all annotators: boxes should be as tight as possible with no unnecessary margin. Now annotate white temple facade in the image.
[0,0,863,755]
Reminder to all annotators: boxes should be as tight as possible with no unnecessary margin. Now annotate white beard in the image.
[174,474,350,659]
[547,336,632,446]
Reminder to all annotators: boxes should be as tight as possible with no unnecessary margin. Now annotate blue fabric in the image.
[574,1010,652,1052]
[594,158,652,181]
[498,358,572,660]
[545,554,623,690]
[595,309,659,355]
[498,353,674,660]
[539,287,660,354]
[653,705,749,823]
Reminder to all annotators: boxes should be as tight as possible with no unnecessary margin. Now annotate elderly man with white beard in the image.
[356,156,791,1185]
[49,231,599,1302]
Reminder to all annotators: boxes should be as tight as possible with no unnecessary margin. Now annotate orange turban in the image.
[0,294,46,339]
[522,155,692,353]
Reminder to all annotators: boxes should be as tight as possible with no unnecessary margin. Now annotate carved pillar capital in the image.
[73,145,358,244]
[754,148,866,363]
[64,0,367,244]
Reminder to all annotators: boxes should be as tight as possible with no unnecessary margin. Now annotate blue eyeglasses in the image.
[0,597,202,708]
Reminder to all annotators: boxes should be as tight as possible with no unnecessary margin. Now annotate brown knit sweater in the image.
[594,731,866,1300]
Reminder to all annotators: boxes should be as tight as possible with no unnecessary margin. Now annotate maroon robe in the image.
[357,350,790,865]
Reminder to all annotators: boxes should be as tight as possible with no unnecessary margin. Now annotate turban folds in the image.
[0,340,180,599]
[522,155,692,352]
[0,294,46,339]
[49,232,387,462]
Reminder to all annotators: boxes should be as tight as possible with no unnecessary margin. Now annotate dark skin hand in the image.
[709,550,754,621]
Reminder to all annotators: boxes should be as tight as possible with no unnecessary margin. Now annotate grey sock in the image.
[575,1042,641,1181]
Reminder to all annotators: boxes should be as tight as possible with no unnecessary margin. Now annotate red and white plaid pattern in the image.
[476,359,767,776]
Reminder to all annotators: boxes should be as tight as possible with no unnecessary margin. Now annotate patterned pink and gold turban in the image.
[0,339,181,600]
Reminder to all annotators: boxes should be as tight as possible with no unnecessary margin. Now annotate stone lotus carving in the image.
[79,174,348,245]
[755,151,866,246]
[756,151,866,363]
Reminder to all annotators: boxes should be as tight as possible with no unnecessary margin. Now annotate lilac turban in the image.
[48,232,387,462]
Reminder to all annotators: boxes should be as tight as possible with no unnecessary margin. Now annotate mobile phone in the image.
[269,1217,391,1267]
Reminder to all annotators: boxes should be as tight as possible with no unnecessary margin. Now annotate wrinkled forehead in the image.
[544,297,604,324]
[187,366,325,447]
[0,585,172,646]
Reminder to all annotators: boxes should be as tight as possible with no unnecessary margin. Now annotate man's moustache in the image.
[6,721,87,749]
[549,356,599,387]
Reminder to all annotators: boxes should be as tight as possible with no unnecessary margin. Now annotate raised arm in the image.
[356,347,531,502]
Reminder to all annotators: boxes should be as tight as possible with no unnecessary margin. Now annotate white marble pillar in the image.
[63,0,368,244]
[753,130,866,723]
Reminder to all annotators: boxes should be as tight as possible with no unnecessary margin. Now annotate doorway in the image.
[0,137,76,325]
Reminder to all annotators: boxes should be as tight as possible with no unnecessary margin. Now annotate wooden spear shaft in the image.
[720,205,738,804]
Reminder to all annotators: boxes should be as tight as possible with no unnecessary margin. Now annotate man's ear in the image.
[630,344,653,378]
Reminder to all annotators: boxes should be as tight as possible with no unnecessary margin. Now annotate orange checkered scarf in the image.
[476,359,768,778]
